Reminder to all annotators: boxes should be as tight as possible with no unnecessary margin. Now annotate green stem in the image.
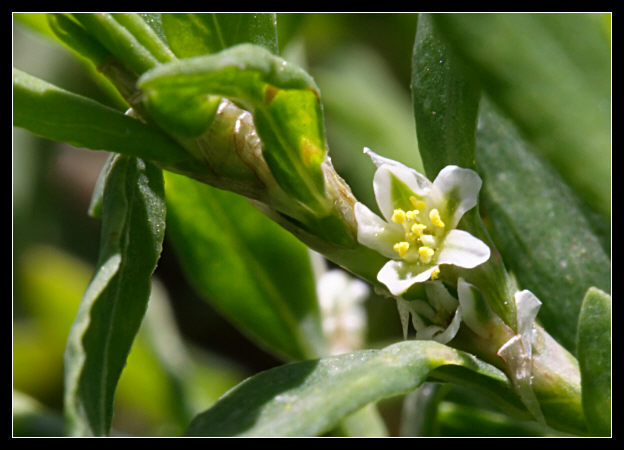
[452,321,586,435]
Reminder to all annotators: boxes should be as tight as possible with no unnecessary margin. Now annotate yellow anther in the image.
[406,210,419,221]
[418,246,435,263]
[429,208,445,228]
[392,209,407,223]
[411,223,427,236]
[430,266,441,280]
[393,241,410,258]
[409,196,427,211]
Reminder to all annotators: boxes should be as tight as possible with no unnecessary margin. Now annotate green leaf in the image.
[38,14,130,112]
[577,287,611,436]
[162,13,278,58]
[433,13,611,218]
[110,13,175,64]
[139,44,330,216]
[476,99,611,354]
[115,280,246,435]
[436,402,557,437]
[411,14,517,331]
[71,13,164,75]
[163,171,327,362]
[186,340,515,436]
[12,69,195,171]
[64,155,166,436]
[47,14,110,67]
[411,13,481,178]
[151,13,278,139]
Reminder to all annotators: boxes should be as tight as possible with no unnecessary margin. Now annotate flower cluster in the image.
[354,148,491,296]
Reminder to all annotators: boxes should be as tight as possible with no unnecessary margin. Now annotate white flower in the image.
[316,268,369,355]
[354,148,491,296]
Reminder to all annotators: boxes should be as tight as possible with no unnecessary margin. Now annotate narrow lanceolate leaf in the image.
[109,13,175,64]
[45,14,134,111]
[71,13,163,76]
[47,13,111,67]
[476,100,611,354]
[162,13,278,58]
[411,14,517,330]
[139,44,331,216]
[164,171,327,362]
[12,69,194,172]
[433,13,611,218]
[186,340,516,437]
[64,155,166,436]
[411,13,480,178]
[577,287,611,436]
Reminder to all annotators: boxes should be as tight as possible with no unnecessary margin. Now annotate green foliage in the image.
[140,44,329,216]
[64,155,165,436]
[162,13,278,57]
[186,340,513,436]
[433,13,611,218]
[164,171,327,361]
[411,13,480,177]
[411,14,518,331]
[577,287,611,436]
[12,69,193,171]
[13,12,610,437]
[476,100,611,354]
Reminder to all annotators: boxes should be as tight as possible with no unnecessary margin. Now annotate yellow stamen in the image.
[418,246,435,263]
[430,266,441,280]
[410,196,427,211]
[392,209,407,223]
[406,210,419,221]
[429,208,445,228]
[411,223,427,236]
[393,242,410,258]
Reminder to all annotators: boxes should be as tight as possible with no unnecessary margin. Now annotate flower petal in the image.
[364,148,433,222]
[416,325,445,341]
[354,202,402,259]
[514,289,542,360]
[437,229,491,268]
[395,298,412,339]
[431,308,462,344]
[432,165,483,229]
[425,281,459,314]
[457,278,499,338]
[377,260,438,295]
